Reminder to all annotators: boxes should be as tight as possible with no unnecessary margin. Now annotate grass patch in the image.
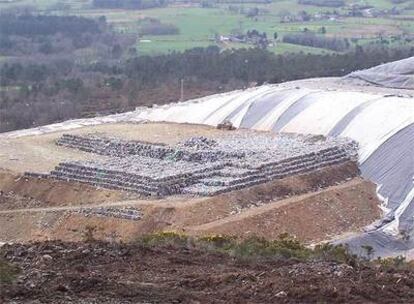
[136,232,360,264]
[225,234,312,260]
[21,0,412,55]
[0,258,19,285]
[73,0,413,55]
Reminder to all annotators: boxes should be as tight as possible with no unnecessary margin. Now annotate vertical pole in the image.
[180,78,184,101]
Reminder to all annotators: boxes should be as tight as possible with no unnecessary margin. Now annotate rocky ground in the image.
[2,237,414,304]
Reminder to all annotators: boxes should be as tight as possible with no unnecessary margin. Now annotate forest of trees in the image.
[92,0,169,9]
[297,0,345,7]
[92,0,272,9]
[0,14,101,37]
[140,21,180,35]
[282,33,350,51]
[0,13,135,59]
[123,46,414,84]
[1,45,413,132]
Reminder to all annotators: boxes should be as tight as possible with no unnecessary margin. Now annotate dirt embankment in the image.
[189,179,380,243]
[0,170,133,210]
[172,161,361,228]
[2,241,414,304]
[0,161,381,244]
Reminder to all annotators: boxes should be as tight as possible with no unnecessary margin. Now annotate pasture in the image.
[1,0,414,55]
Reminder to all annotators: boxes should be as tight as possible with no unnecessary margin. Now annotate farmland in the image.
[1,0,414,55]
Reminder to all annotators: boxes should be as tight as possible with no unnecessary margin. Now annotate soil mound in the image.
[2,240,414,303]
[0,170,131,210]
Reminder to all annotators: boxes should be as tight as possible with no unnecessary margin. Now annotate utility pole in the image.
[180,79,184,101]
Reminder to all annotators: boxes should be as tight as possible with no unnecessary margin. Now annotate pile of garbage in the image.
[30,133,358,197]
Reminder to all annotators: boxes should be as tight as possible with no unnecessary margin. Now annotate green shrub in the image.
[198,234,235,249]
[137,231,189,247]
[376,256,410,271]
[313,243,358,266]
[227,235,312,260]
[135,232,405,267]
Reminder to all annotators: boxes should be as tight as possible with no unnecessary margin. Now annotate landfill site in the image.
[0,57,414,303]
[0,122,377,244]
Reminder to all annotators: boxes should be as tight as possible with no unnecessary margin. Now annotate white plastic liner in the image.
[239,88,301,128]
[338,97,414,162]
[0,111,139,138]
[344,56,414,90]
[280,91,378,135]
[202,86,275,126]
[224,86,284,127]
[137,90,239,123]
[252,88,315,131]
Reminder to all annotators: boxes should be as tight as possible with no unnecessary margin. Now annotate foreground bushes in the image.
[0,258,19,284]
[135,231,414,271]
[136,232,358,263]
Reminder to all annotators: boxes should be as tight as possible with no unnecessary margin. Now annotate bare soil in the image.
[189,178,380,243]
[2,241,414,304]
[0,170,134,210]
[0,161,381,245]
[173,161,361,227]
[0,178,380,245]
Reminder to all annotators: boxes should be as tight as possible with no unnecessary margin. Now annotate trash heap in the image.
[28,133,358,197]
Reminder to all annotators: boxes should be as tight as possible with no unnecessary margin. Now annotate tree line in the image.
[140,20,180,35]
[124,45,412,85]
[92,0,169,9]
[297,0,345,7]
[0,14,101,37]
[282,33,350,51]
[0,13,135,61]
[1,45,413,132]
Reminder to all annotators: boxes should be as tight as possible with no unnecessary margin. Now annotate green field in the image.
[2,0,414,56]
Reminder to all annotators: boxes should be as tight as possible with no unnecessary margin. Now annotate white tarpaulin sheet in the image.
[344,56,414,90]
